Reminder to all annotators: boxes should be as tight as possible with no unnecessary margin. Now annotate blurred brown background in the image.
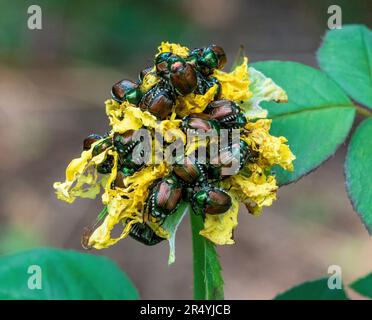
[0,0,371,299]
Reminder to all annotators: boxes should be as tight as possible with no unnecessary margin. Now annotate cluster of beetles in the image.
[84,45,256,245]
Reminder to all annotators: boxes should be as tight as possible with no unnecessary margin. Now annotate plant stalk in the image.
[355,105,372,117]
[191,213,207,299]
[190,213,224,300]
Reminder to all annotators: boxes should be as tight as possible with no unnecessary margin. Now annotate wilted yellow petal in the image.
[243,119,295,170]
[88,162,170,249]
[175,84,218,117]
[87,196,141,249]
[224,165,278,215]
[105,100,158,133]
[157,120,186,144]
[53,140,110,204]
[278,143,295,171]
[139,67,159,92]
[213,57,252,103]
[64,150,92,182]
[157,42,189,57]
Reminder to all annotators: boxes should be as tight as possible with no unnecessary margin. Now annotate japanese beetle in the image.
[114,144,148,187]
[111,79,142,105]
[139,66,153,82]
[113,130,144,180]
[208,139,253,179]
[97,156,114,174]
[92,135,114,174]
[195,74,221,98]
[167,55,197,95]
[83,133,102,151]
[173,155,206,185]
[181,115,220,133]
[187,48,203,67]
[139,82,175,120]
[221,112,247,129]
[148,175,182,220]
[155,53,197,96]
[113,130,138,156]
[115,159,142,184]
[92,137,112,157]
[129,222,165,246]
[205,99,247,129]
[192,185,232,215]
[205,99,240,119]
[155,52,173,77]
[198,45,226,75]
[117,147,146,178]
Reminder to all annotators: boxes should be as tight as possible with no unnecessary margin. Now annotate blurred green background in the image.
[0,0,371,299]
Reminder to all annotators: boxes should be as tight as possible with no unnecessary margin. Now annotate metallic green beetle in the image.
[208,139,254,179]
[147,175,183,221]
[191,185,232,216]
[111,79,143,105]
[129,222,165,246]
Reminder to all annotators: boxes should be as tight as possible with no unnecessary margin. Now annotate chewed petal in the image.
[199,193,239,245]
[157,120,186,144]
[53,139,109,203]
[243,119,295,170]
[106,100,159,133]
[223,165,278,216]
[175,84,218,117]
[157,42,189,57]
[64,149,92,181]
[213,57,252,103]
[88,162,170,249]
[88,198,141,249]
[139,67,159,92]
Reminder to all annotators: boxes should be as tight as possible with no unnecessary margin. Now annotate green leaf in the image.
[252,61,355,185]
[345,118,372,233]
[190,214,224,300]
[317,25,372,109]
[162,201,190,265]
[274,278,348,300]
[0,248,138,300]
[350,273,372,298]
